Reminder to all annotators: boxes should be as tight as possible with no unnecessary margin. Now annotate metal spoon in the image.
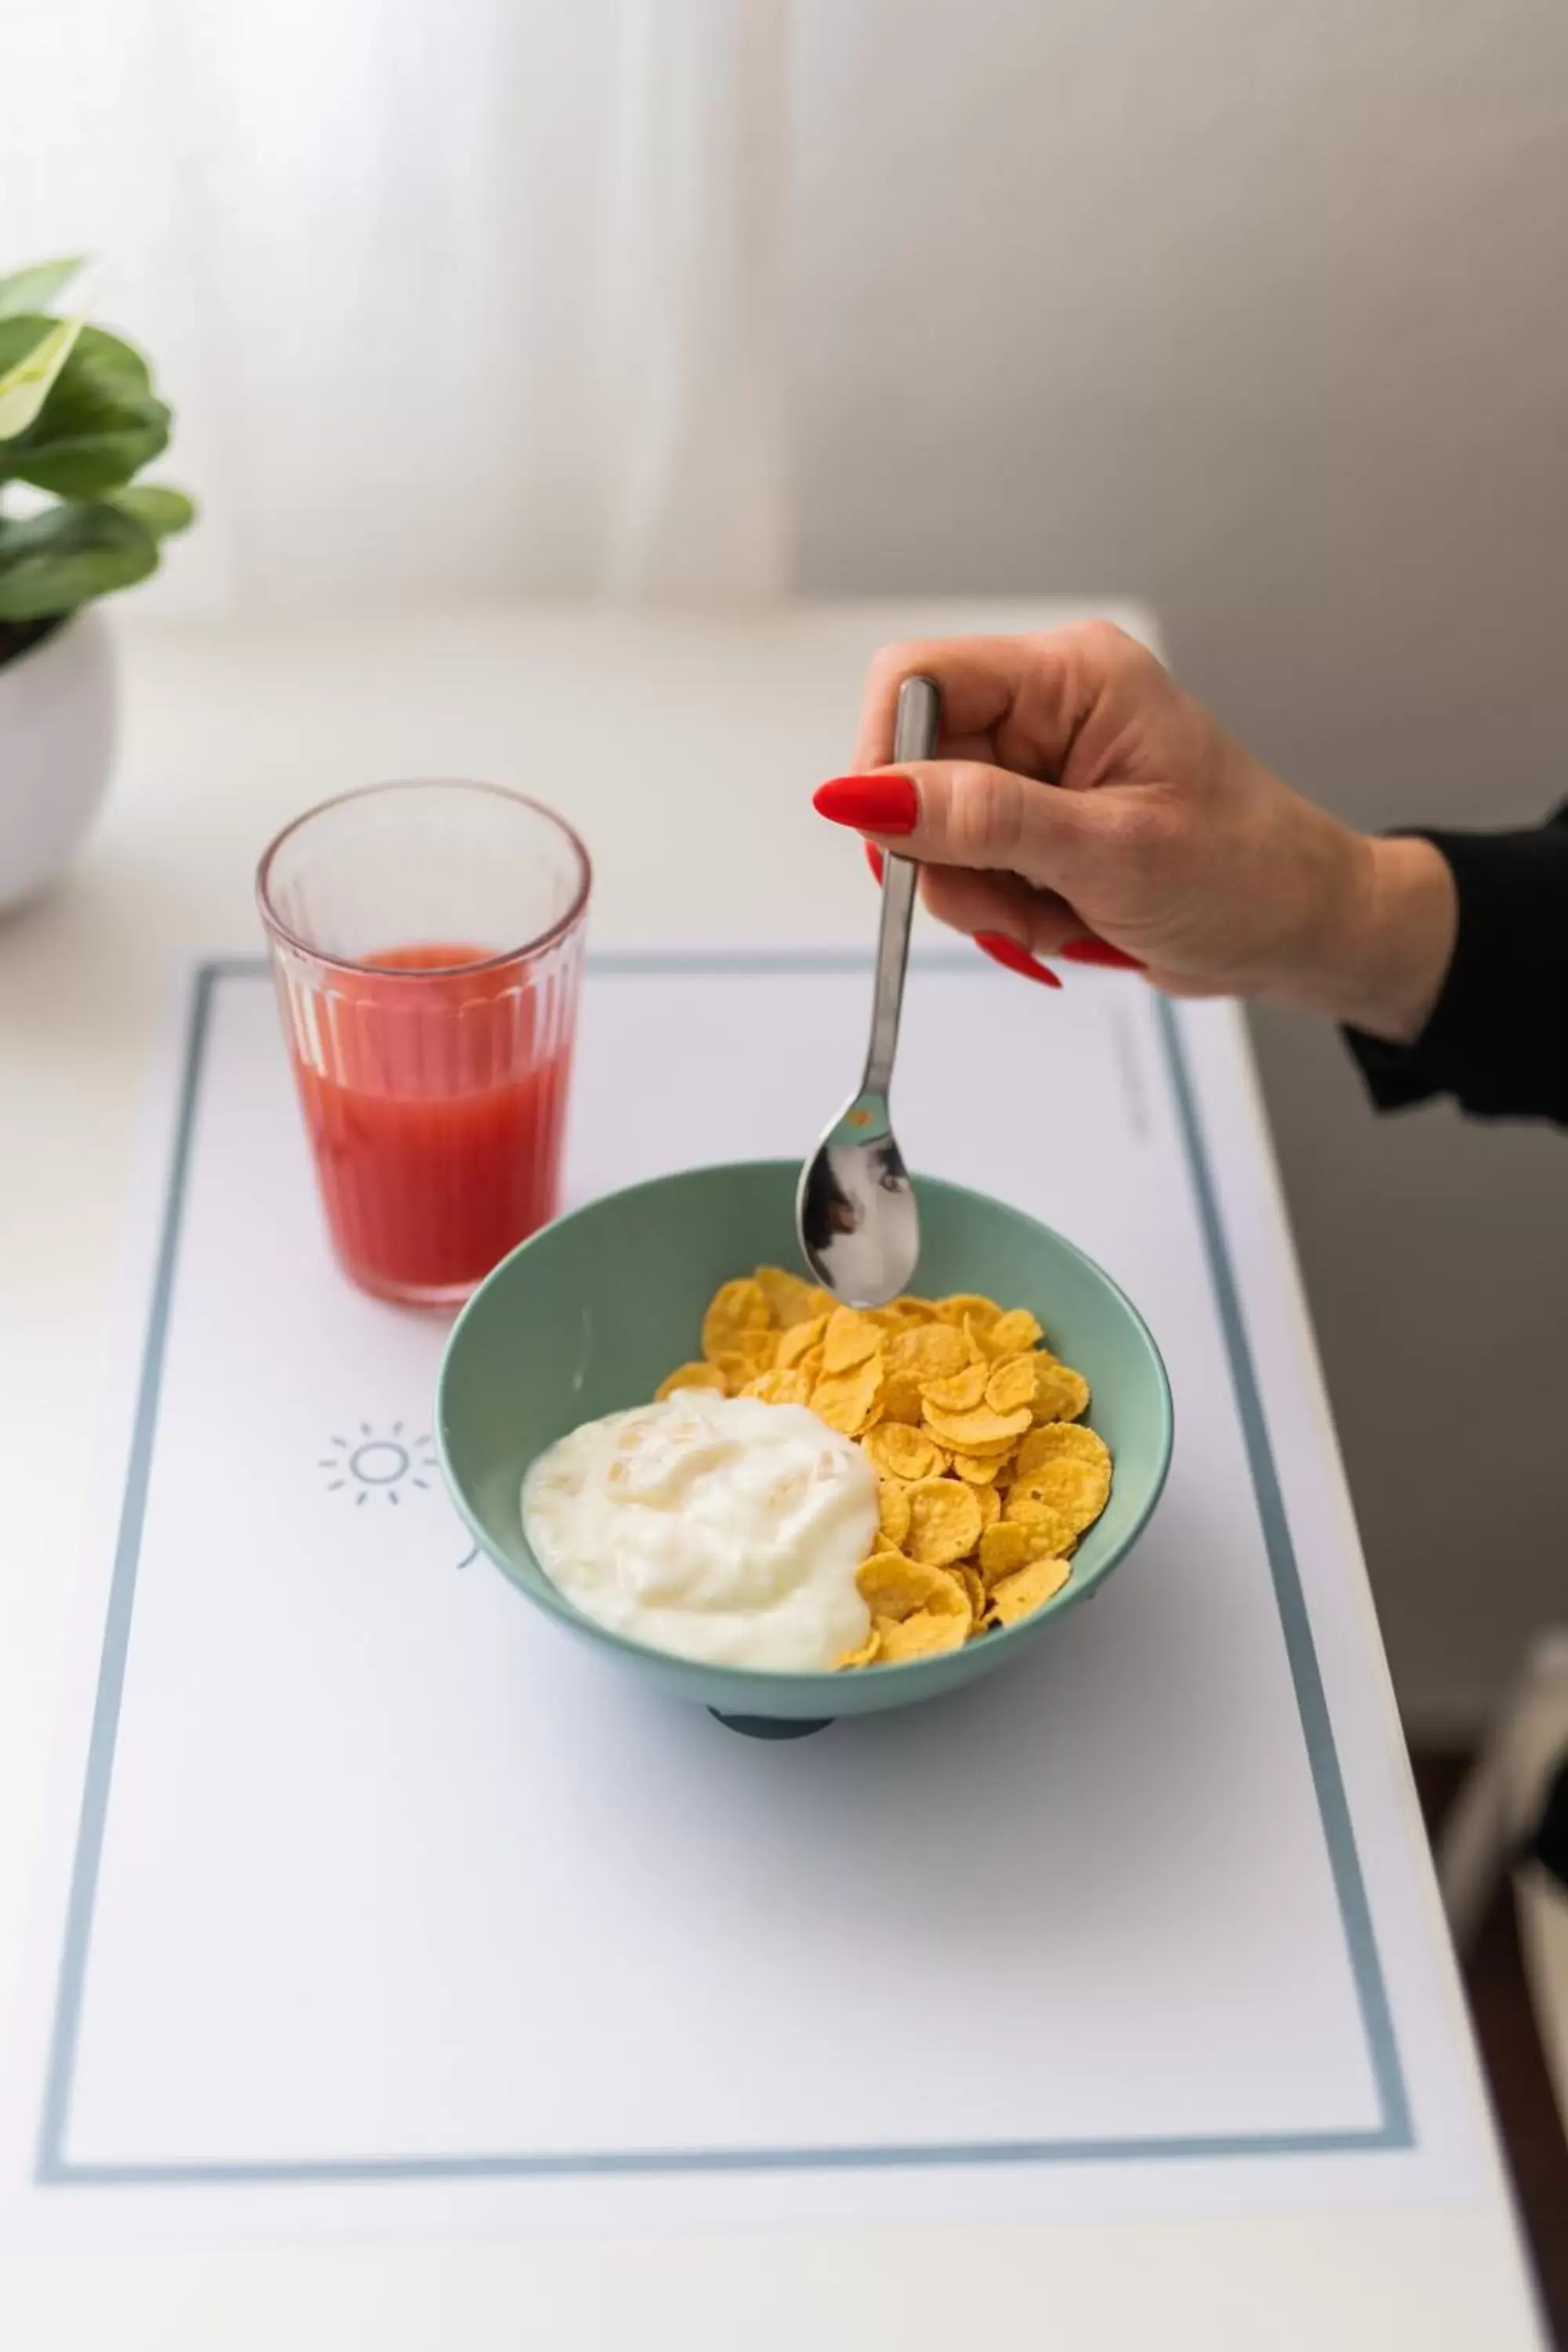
[797,673,940,1306]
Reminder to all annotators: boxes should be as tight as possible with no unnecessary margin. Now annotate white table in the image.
[0,601,1544,2348]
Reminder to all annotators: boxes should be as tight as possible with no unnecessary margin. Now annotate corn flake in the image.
[872,1374,918,1426]
[1012,1421,1112,1481]
[1032,1356,1091,1423]
[877,1479,913,1548]
[655,1360,728,1401]
[985,1555,1071,1627]
[904,1477,984,1568]
[934,1294,1002,1332]
[984,1308,1044,1357]
[921,1401,1033,1453]
[835,1621,882,1670]
[879,1296,938,1330]
[1003,1491,1080,1558]
[878,1602,971,1661]
[702,1277,771,1361]
[920,1362,989,1415]
[756,1265,831,1328]
[775,1313,829,1371]
[886,1322,971,1383]
[822,1305,884,1375]
[949,1449,1004,1484]
[742,1367,811,1407]
[858,1549,960,1621]
[984,1355,1038,1416]
[862,1422,947,1483]
[978,1520,1033,1583]
[811,1357,884,1437]
[1014,1456,1109,1534]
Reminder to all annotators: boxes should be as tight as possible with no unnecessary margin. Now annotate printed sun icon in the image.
[321,1423,437,1508]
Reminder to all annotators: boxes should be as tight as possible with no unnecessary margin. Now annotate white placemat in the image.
[2,953,1480,2243]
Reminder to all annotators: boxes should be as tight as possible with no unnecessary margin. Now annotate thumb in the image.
[814,759,1099,896]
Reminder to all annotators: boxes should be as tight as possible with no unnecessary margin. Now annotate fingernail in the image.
[813,774,919,835]
[1060,934,1145,971]
[975,931,1063,988]
[865,840,885,883]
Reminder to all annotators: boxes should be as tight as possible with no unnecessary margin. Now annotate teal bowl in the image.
[436,1161,1172,1732]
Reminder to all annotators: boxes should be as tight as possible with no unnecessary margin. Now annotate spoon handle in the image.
[862,674,941,1096]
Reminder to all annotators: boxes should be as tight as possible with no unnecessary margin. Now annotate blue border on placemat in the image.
[35,953,1411,2187]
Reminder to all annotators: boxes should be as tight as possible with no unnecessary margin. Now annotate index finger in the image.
[852,637,1027,769]
[851,630,1100,775]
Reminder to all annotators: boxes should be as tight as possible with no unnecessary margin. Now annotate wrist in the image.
[1287,829,1457,1041]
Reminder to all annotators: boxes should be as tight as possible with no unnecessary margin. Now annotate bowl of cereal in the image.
[436,1161,1171,1732]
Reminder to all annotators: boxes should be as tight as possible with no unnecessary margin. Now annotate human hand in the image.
[817,622,1455,1040]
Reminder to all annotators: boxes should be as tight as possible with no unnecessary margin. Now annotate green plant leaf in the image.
[109,482,195,538]
[0,313,86,441]
[0,499,158,622]
[0,256,87,319]
[0,321,168,495]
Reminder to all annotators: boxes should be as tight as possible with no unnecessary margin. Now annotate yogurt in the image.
[521,1390,878,1670]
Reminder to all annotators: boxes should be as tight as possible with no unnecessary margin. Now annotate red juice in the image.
[289,945,574,1302]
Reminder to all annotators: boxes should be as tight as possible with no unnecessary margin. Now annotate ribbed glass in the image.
[257,779,590,1306]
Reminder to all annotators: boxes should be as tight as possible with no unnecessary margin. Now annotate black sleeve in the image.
[1344,807,1568,1125]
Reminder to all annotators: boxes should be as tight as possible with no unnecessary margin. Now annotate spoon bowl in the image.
[795,1087,920,1308]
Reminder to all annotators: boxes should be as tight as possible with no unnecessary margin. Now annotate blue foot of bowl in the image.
[709,1710,833,1740]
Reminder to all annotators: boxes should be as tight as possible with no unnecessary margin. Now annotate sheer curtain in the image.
[0,0,790,609]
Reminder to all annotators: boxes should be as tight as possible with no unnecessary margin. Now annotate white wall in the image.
[790,0,1568,1734]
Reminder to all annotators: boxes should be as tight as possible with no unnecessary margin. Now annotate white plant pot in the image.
[0,608,117,913]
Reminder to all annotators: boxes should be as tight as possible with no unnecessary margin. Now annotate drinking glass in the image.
[257,779,590,1305]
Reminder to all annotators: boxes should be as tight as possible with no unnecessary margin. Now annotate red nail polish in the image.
[1059,934,1145,971]
[813,774,919,835]
[975,932,1063,988]
[865,840,885,883]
